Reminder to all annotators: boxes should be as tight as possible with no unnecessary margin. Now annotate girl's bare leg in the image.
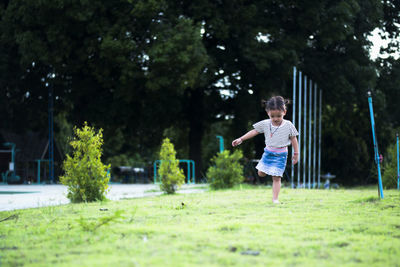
[272,176,281,202]
[258,170,267,177]
[258,171,281,203]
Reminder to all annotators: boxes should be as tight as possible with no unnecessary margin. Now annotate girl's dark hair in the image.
[261,96,290,112]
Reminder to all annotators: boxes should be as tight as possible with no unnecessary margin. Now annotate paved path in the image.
[0,184,207,212]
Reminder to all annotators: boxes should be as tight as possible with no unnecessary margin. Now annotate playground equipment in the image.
[216,135,224,153]
[1,142,20,184]
[153,159,195,184]
[397,133,399,190]
[292,67,322,189]
[35,159,50,184]
[367,91,384,199]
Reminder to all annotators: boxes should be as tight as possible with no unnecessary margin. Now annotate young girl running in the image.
[232,96,299,204]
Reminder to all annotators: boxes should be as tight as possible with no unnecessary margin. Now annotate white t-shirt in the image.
[253,119,298,148]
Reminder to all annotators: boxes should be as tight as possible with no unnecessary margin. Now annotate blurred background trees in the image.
[1,0,399,185]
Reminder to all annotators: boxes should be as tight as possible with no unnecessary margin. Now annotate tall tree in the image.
[1,0,397,186]
[0,0,207,159]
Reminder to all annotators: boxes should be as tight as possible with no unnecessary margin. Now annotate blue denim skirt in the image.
[256,146,288,177]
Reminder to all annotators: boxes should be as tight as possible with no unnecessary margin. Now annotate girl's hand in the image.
[292,153,299,165]
[232,138,243,147]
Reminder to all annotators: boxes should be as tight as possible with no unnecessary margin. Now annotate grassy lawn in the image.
[1,185,399,266]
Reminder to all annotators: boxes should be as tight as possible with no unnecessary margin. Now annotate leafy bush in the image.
[382,142,399,189]
[60,122,110,202]
[158,138,185,194]
[207,150,244,189]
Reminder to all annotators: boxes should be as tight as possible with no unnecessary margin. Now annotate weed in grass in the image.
[78,210,125,232]
[124,206,137,223]
[0,213,19,223]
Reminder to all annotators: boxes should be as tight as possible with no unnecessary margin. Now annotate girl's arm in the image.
[232,129,260,147]
[290,136,299,164]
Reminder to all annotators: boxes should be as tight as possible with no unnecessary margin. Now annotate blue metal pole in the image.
[313,84,317,188]
[180,160,190,184]
[153,161,157,184]
[37,160,41,184]
[10,143,15,164]
[397,133,399,190]
[303,76,307,188]
[308,80,312,189]
[48,84,54,183]
[186,160,191,184]
[216,136,224,153]
[297,71,302,188]
[191,160,195,184]
[291,67,296,188]
[367,91,384,199]
[318,90,322,188]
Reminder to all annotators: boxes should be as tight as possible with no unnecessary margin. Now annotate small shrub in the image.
[60,122,110,202]
[207,150,244,190]
[382,142,398,189]
[158,138,185,194]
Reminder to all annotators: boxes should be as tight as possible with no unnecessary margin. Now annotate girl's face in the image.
[267,109,286,125]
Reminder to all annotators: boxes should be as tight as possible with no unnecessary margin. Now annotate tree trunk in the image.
[186,88,204,181]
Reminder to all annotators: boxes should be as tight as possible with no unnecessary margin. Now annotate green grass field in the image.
[1,185,399,266]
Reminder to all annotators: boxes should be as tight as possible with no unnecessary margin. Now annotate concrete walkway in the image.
[0,184,207,212]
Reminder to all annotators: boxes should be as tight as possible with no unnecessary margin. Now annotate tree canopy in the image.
[1,0,399,185]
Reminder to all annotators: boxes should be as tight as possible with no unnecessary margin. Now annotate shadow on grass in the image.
[351,195,380,203]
